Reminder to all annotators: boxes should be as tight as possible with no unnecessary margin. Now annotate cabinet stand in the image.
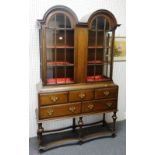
[37,112,117,151]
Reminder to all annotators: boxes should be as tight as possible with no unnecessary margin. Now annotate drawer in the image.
[82,99,117,113]
[39,102,81,119]
[69,89,94,102]
[95,87,118,99]
[39,92,68,106]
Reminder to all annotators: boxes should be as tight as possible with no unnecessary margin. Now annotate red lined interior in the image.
[87,75,107,81]
[47,61,73,65]
[88,60,102,64]
[47,78,74,84]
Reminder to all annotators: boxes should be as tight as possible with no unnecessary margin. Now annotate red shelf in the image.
[87,75,108,82]
[47,61,73,66]
[47,46,74,49]
[88,60,110,65]
[47,78,74,84]
[88,60,102,64]
[88,46,110,49]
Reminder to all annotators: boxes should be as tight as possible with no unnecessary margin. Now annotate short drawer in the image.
[39,92,68,106]
[39,102,81,119]
[69,89,94,102]
[95,87,118,99]
[82,99,117,113]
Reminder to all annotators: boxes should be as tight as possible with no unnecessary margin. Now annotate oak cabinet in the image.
[36,5,119,151]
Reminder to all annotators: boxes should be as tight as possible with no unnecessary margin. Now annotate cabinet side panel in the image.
[75,27,88,83]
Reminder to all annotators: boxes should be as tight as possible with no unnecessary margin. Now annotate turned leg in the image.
[78,117,84,144]
[112,111,117,137]
[73,118,76,132]
[102,113,106,126]
[37,123,44,145]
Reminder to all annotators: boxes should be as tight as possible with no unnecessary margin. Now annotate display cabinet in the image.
[37,5,120,151]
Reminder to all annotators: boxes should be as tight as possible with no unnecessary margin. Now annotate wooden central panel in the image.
[75,26,88,83]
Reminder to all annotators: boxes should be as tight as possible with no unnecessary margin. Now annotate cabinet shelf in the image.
[47,61,74,66]
[89,29,111,32]
[45,27,74,30]
[88,46,110,49]
[88,60,110,65]
[47,78,74,84]
[87,75,109,82]
[47,46,74,49]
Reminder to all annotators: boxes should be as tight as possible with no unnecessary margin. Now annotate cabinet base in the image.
[38,119,116,151]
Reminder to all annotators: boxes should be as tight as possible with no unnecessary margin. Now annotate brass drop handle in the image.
[104,91,110,96]
[50,96,58,103]
[88,104,94,110]
[47,109,54,116]
[69,106,76,113]
[106,103,112,108]
[79,93,85,99]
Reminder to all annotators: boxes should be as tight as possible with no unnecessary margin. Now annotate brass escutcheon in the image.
[106,102,112,108]
[69,106,76,113]
[88,104,94,110]
[47,109,54,116]
[79,93,85,99]
[104,91,110,96]
[50,96,58,102]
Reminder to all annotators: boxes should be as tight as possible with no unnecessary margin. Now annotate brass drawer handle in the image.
[79,93,86,99]
[47,109,54,116]
[104,91,110,96]
[106,103,113,108]
[50,96,58,103]
[69,106,76,113]
[88,104,94,110]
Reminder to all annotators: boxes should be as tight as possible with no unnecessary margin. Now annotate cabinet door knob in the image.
[69,106,76,113]
[104,91,110,96]
[88,104,94,110]
[106,103,112,108]
[47,109,54,116]
[79,93,85,99]
[50,96,58,103]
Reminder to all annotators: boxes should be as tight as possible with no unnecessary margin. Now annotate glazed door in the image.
[45,13,76,85]
[87,15,114,82]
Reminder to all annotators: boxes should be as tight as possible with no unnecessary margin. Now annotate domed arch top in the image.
[87,9,118,31]
[38,5,78,28]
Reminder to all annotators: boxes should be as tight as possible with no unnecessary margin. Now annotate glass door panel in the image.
[56,14,65,28]
[66,30,74,46]
[66,49,74,65]
[46,29,55,47]
[88,49,95,64]
[87,15,112,82]
[97,31,104,47]
[46,14,75,85]
[66,66,74,83]
[47,48,55,62]
[56,30,65,46]
[88,30,96,47]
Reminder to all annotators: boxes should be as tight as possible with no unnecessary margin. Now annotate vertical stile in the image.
[103,18,106,78]
[54,15,57,84]
[94,18,97,80]
[106,33,110,76]
[43,26,47,85]
[64,15,67,83]
[110,31,115,79]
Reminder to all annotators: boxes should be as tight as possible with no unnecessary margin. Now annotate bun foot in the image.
[112,133,116,137]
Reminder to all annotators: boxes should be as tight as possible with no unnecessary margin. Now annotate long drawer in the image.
[39,92,68,106]
[39,102,81,119]
[82,99,117,113]
[69,89,94,102]
[95,87,118,99]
